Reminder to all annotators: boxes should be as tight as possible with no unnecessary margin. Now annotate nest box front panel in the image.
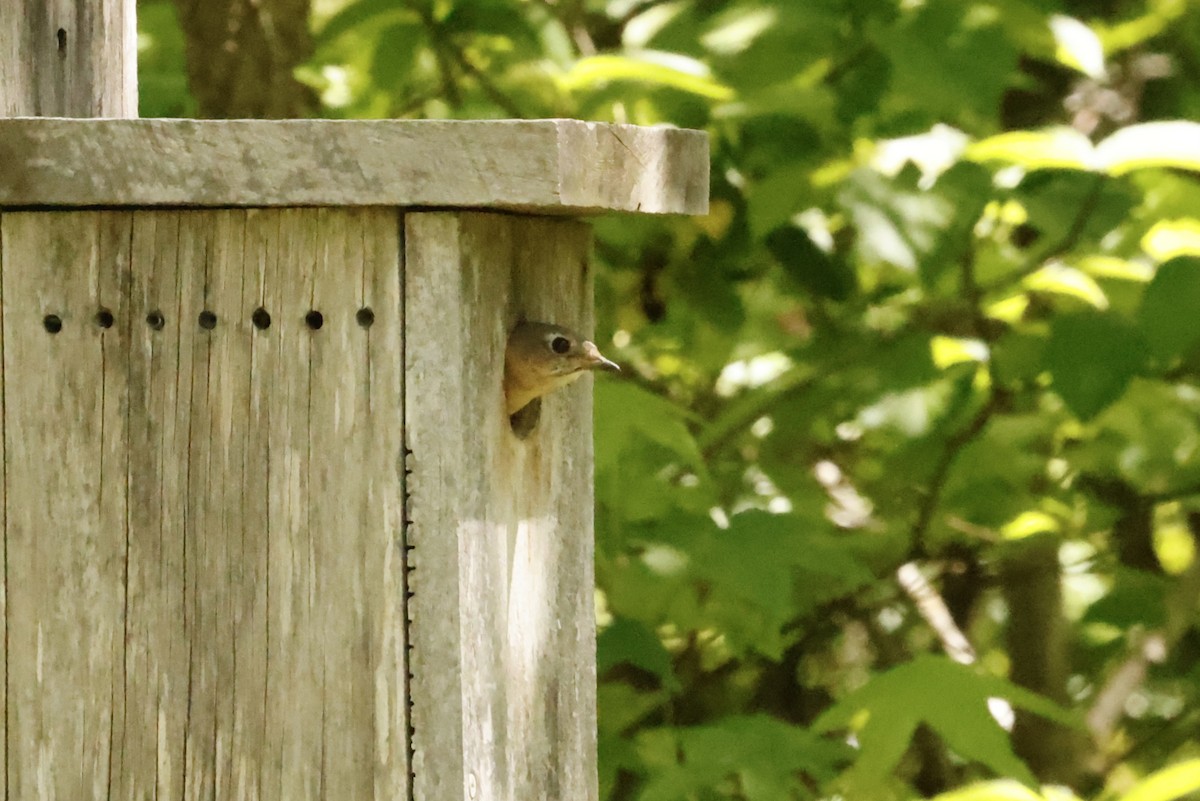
[0,208,407,800]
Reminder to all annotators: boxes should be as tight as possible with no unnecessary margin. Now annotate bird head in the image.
[504,321,619,415]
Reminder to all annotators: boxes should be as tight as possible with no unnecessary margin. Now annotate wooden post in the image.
[0,119,707,800]
[0,0,137,117]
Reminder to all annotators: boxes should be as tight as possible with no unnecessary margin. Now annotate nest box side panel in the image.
[0,208,407,800]
[405,211,598,801]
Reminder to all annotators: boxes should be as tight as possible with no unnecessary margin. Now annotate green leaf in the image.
[598,619,680,690]
[598,682,667,736]
[1045,312,1144,420]
[765,225,856,300]
[875,0,1018,127]
[1138,256,1200,361]
[317,0,414,45]
[595,381,703,475]
[837,166,961,273]
[637,715,851,801]
[814,655,1076,787]
[370,21,426,88]
[1083,567,1169,630]
[688,511,874,659]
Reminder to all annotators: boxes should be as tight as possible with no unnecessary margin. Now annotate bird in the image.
[504,321,620,415]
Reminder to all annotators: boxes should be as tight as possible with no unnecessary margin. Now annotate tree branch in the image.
[909,393,1000,558]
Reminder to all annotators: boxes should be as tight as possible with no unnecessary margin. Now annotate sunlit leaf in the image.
[969,122,1200,176]
[1152,502,1197,576]
[1118,758,1200,801]
[1141,218,1200,261]
[561,52,734,100]
[1097,121,1200,175]
[1022,263,1108,309]
[1050,15,1107,79]
[932,779,1047,801]
[931,336,989,369]
[1001,510,1060,540]
[967,128,1092,171]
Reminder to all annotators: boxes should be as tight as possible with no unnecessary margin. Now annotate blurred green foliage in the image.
[141,0,1200,797]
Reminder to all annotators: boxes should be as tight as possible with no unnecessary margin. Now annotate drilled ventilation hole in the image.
[95,309,114,329]
[198,310,217,330]
[43,314,62,334]
[252,307,272,330]
[356,307,375,328]
[146,310,165,331]
[305,310,324,330]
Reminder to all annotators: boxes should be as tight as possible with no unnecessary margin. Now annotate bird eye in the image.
[550,335,571,354]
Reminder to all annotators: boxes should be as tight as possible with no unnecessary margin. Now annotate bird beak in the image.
[582,340,621,372]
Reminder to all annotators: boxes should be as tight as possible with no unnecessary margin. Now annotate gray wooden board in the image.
[0,0,138,117]
[405,211,599,801]
[1,211,128,801]
[0,118,708,215]
[0,207,407,799]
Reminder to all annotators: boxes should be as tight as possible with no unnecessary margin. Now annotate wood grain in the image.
[405,211,599,801]
[0,118,709,215]
[0,208,407,799]
[0,0,137,117]
[0,211,130,800]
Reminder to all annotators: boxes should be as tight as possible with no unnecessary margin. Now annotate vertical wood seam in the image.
[93,212,111,798]
[398,209,416,801]
[113,211,135,801]
[0,210,7,801]
[178,212,195,796]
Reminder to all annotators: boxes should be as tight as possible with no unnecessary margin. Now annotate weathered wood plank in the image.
[255,207,409,799]
[262,206,321,799]
[358,208,409,801]
[121,209,190,800]
[0,215,6,801]
[3,208,407,799]
[1,211,129,800]
[0,0,137,117]
[0,118,709,215]
[405,211,599,801]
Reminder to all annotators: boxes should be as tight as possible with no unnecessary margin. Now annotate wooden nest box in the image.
[0,3,708,799]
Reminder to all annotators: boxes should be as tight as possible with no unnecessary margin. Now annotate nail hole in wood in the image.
[146,310,165,330]
[43,314,62,334]
[356,307,375,328]
[95,308,114,329]
[509,399,541,440]
[198,310,217,330]
[56,28,67,55]
[305,310,324,330]
[252,307,271,330]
